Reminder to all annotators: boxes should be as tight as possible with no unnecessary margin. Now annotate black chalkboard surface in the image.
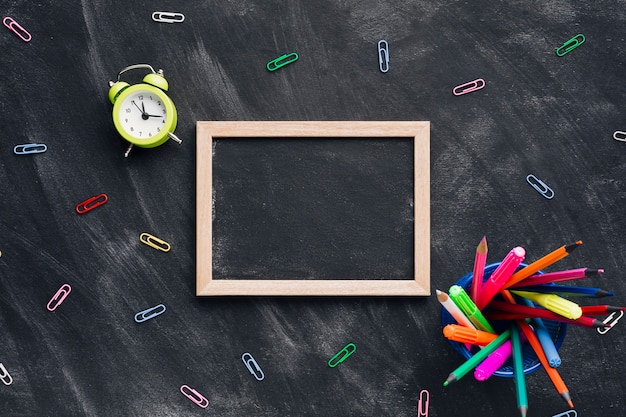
[2,1,626,416]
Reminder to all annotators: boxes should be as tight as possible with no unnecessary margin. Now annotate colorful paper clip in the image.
[417,389,429,417]
[152,11,185,23]
[180,385,209,409]
[241,352,265,381]
[378,40,389,73]
[3,17,31,42]
[328,343,356,367]
[613,131,626,142]
[139,233,171,252]
[597,310,623,335]
[13,143,47,155]
[552,410,577,417]
[46,284,72,312]
[526,174,554,199]
[266,52,299,71]
[555,34,585,57]
[452,78,485,96]
[75,194,108,214]
[134,304,167,323]
[0,363,13,386]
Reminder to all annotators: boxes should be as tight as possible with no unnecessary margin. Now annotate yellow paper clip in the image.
[597,310,623,335]
[613,131,626,142]
[139,233,171,252]
[556,34,585,57]
[328,343,356,367]
[3,16,31,42]
[266,52,298,71]
[526,174,554,199]
[417,389,429,417]
[0,363,13,386]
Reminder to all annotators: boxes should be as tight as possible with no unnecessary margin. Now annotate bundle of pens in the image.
[438,238,623,417]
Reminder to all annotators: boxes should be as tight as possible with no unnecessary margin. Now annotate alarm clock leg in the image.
[124,143,134,158]
[168,132,183,144]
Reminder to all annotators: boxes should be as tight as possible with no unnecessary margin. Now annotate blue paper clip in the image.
[378,40,389,73]
[328,343,356,367]
[0,363,13,386]
[555,34,585,57]
[14,143,47,155]
[526,174,554,199]
[242,352,265,381]
[266,52,298,71]
[552,410,577,417]
[597,310,623,335]
[134,304,166,323]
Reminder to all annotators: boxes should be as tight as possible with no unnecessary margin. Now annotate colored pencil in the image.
[503,241,582,289]
[510,267,603,288]
[580,305,624,315]
[510,324,529,417]
[437,289,476,329]
[471,236,488,301]
[516,284,614,298]
[484,310,609,329]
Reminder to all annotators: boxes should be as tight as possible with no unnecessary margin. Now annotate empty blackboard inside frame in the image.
[196,121,430,296]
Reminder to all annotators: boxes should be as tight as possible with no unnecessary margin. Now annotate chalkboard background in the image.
[1,1,625,416]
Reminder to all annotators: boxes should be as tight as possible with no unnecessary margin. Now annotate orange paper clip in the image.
[75,194,108,214]
[180,385,209,408]
[3,16,31,42]
[47,284,72,312]
[453,78,485,96]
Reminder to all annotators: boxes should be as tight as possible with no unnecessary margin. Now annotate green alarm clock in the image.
[108,64,182,157]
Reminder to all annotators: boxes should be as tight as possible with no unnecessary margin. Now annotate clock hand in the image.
[132,101,149,120]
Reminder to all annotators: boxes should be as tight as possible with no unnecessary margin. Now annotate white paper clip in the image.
[526,174,555,199]
[552,410,577,417]
[134,304,166,323]
[242,353,265,381]
[597,310,624,335]
[377,40,389,73]
[613,131,626,142]
[152,11,185,23]
[417,389,429,417]
[0,363,13,386]
[452,78,485,96]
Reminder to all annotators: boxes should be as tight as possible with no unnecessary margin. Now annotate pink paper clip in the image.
[3,17,31,42]
[417,389,429,417]
[75,194,108,214]
[47,284,72,312]
[452,78,485,96]
[180,385,209,408]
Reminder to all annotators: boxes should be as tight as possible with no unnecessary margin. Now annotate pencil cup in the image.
[441,262,568,377]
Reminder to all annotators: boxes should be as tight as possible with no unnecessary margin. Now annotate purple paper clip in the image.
[452,78,485,96]
[180,385,209,408]
[47,284,72,312]
[3,17,31,42]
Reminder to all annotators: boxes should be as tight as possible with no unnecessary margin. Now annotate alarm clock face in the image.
[112,85,177,148]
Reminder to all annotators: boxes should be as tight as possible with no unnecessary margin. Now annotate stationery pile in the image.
[438,238,623,417]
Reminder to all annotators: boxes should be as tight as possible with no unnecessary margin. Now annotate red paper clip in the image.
[180,385,209,408]
[3,16,31,42]
[47,284,72,312]
[75,194,108,214]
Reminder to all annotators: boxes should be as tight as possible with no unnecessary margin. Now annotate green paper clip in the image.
[266,52,298,71]
[555,34,585,57]
[328,343,356,367]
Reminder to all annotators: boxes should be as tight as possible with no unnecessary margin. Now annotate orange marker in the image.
[443,324,498,346]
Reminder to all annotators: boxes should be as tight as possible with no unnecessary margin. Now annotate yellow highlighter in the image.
[512,290,583,320]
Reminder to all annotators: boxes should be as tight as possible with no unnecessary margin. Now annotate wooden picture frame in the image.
[196,121,430,296]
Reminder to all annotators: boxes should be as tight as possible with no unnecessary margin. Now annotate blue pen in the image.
[520,284,614,298]
[520,299,561,368]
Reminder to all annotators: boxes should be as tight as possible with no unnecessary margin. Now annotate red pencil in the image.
[485,311,609,329]
[580,305,624,315]
[510,268,604,288]
[471,236,488,301]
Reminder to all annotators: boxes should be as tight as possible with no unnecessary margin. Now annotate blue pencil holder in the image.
[441,262,568,377]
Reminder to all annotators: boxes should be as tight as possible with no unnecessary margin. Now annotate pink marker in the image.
[476,246,526,310]
[474,330,527,381]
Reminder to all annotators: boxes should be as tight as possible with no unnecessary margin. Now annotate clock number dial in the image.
[119,91,168,139]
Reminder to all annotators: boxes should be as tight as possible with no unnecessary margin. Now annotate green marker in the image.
[448,285,495,333]
[443,329,511,386]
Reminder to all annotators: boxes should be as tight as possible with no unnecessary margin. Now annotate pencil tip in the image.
[568,400,574,408]
[519,405,528,417]
[566,241,583,253]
